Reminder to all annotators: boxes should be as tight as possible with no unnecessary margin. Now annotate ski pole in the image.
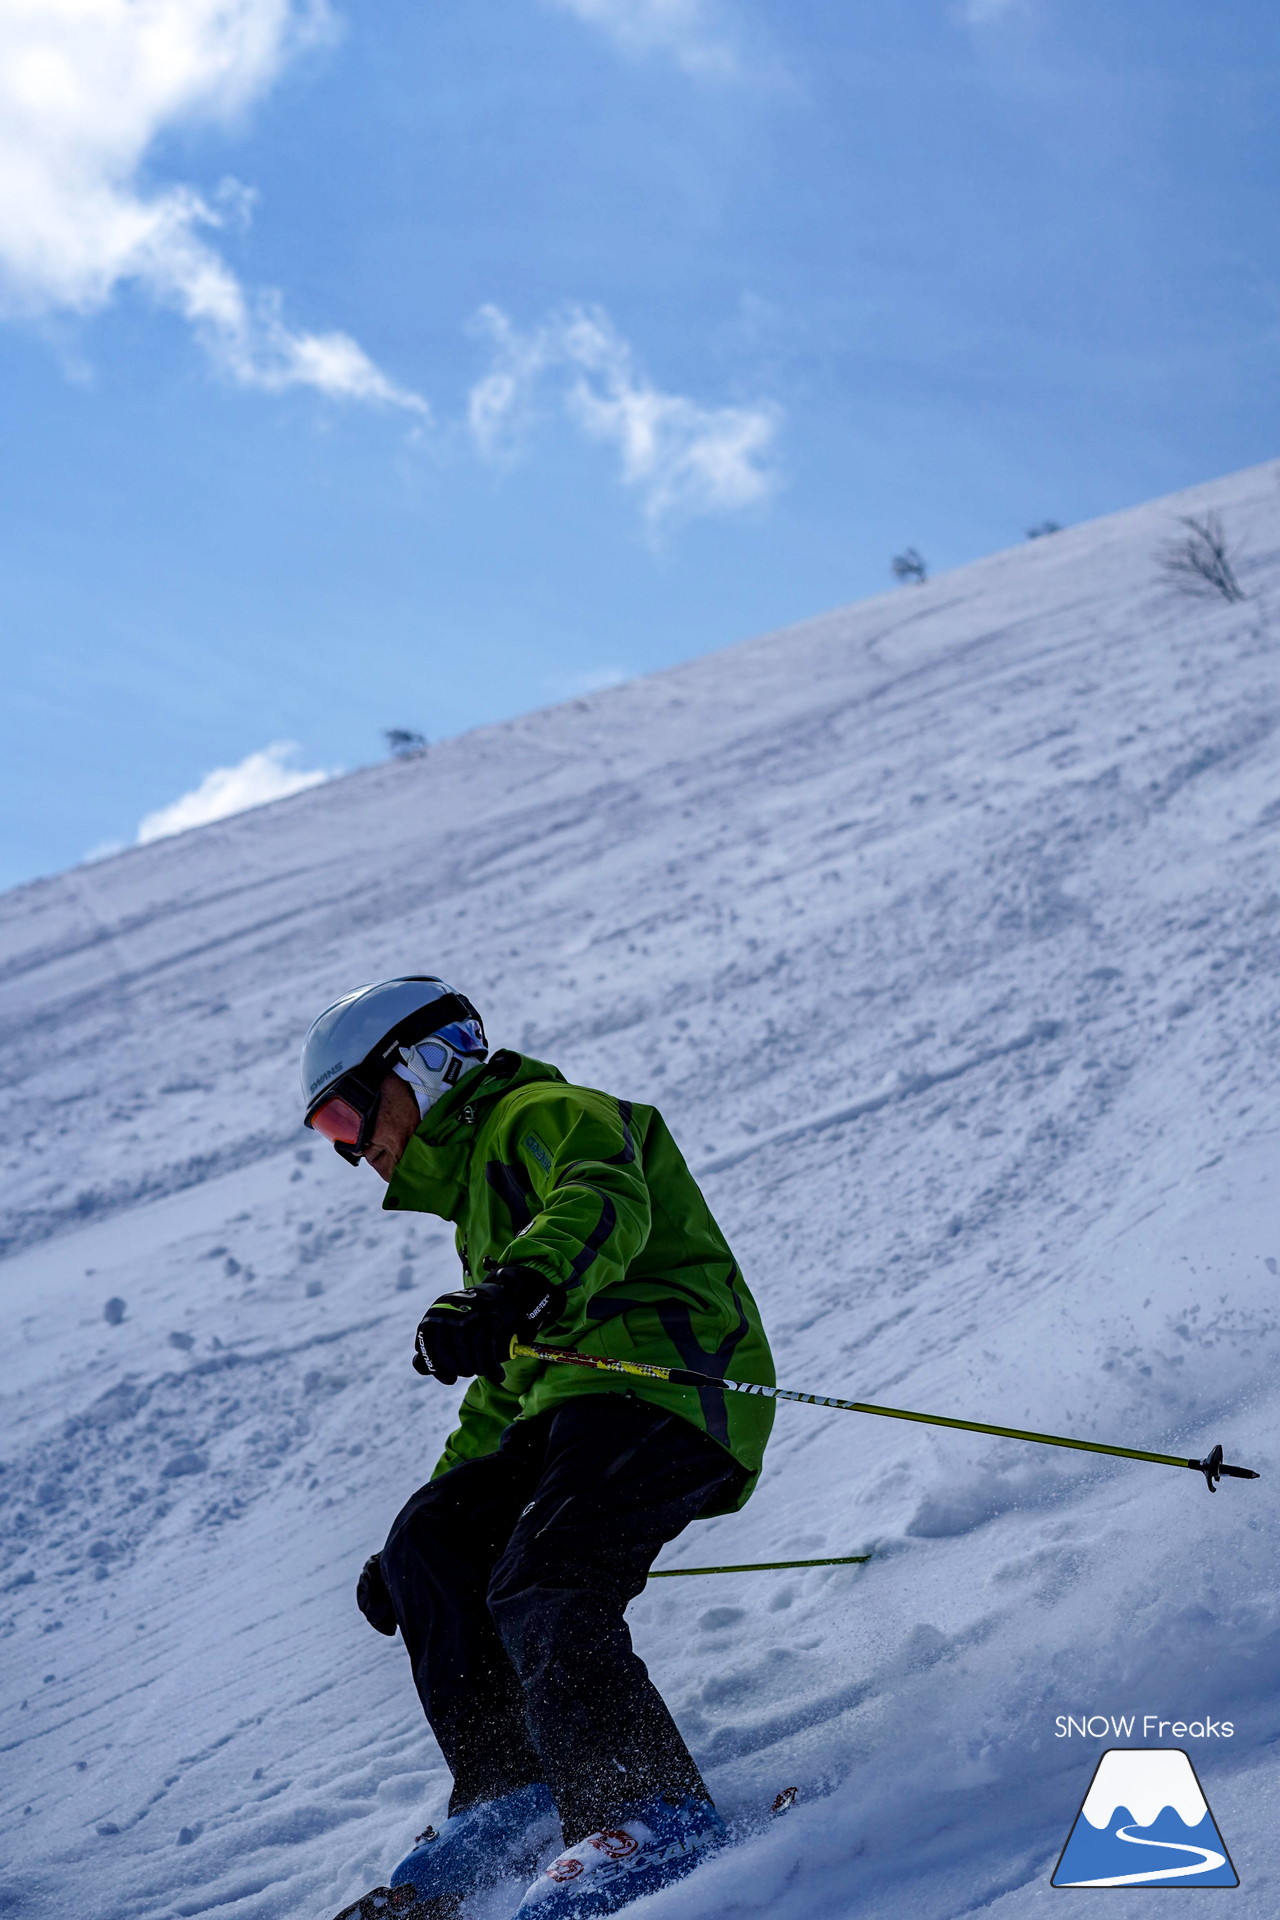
[650,1553,871,1578]
[509,1342,1259,1492]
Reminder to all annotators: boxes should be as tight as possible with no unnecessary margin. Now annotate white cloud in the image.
[469,303,779,529]
[544,0,738,77]
[0,1,427,413]
[136,741,332,843]
[551,663,632,698]
[956,0,1024,20]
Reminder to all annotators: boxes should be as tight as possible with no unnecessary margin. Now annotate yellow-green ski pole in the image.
[509,1342,1259,1493]
[649,1553,871,1578]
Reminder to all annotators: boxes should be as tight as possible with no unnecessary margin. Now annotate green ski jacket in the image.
[383,1050,773,1512]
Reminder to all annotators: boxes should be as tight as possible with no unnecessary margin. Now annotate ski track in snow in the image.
[2,460,1280,1917]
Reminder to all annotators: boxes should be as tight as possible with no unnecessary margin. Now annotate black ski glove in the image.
[412,1265,566,1386]
[356,1553,398,1637]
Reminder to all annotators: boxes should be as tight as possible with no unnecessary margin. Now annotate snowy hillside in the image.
[2,459,1279,1919]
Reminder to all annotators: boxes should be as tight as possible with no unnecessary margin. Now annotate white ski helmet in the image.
[300,976,486,1162]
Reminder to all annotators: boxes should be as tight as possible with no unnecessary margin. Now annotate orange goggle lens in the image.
[310,1093,365,1147]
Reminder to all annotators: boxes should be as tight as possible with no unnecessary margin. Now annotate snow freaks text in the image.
[1054,1716,1234,1740]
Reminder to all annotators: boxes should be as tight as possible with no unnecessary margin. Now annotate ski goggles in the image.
[309,1083,379,1160]
[305,992,483,1165]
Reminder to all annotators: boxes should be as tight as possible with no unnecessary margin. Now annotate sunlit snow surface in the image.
[2,461,1279,1918]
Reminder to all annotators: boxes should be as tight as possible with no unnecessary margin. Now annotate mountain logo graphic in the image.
[1052,1749,1238,1888]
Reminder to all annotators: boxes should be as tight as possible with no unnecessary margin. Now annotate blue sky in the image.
[2,0,1278,888]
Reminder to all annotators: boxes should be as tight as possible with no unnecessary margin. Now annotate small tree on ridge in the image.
[1157,513,1245,604]
[891,547,928,585]
[385,729,428,758]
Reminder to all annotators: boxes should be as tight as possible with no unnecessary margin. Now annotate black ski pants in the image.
[378,1392,743,1844]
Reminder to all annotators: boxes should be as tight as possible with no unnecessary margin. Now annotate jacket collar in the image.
[382,1050,565,1220]
[417,1049,565,1139]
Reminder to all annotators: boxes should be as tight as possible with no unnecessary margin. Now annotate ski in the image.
[330,1887,439,1920]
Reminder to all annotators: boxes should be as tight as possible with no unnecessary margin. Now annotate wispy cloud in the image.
[956,0,1025,22]
[550,664,632,699]
[469,303,779,530]
[543,0,739,77]
[136,742,333,844]
[0,1,427,414]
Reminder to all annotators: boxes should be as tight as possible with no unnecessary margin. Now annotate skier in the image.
[301,977,774,1920]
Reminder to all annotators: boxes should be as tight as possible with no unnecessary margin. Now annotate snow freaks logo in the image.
[1052,1750,1238,1888]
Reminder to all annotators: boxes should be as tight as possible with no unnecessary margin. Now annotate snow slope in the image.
[2,459,1279,1920]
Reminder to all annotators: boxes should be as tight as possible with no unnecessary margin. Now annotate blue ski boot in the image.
[512,1794,726,1920]
[331,1783,560,1919]
[389,1782,559,1913]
